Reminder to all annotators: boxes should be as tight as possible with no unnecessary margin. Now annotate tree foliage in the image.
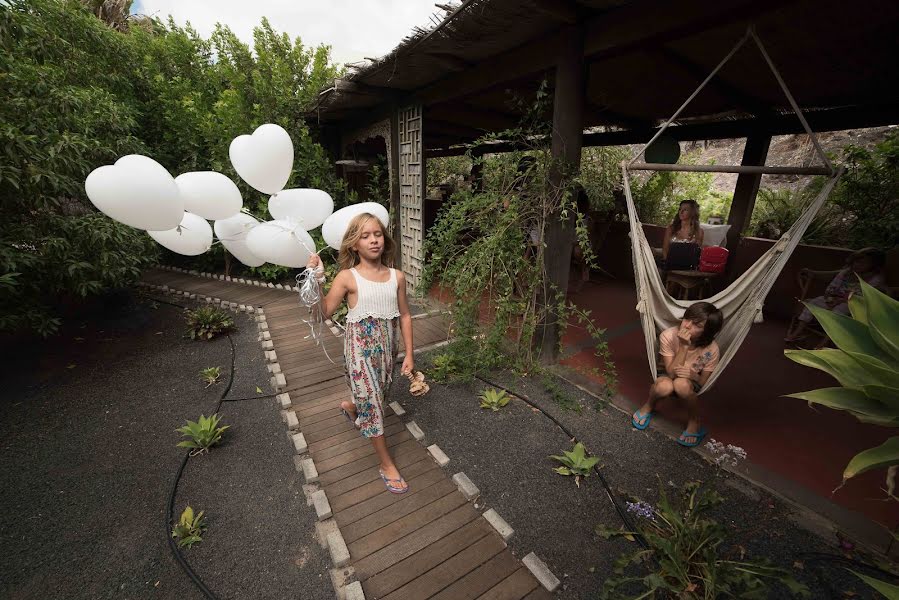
[0,0,344,335]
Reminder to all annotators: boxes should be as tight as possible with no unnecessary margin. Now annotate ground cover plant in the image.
[479,387,511,411]
[199,366,221,387]
[597,482,810,599]
[550,441,598,487]
[176,414,229,455]
[184,307,235,340]
[171,505,207,549]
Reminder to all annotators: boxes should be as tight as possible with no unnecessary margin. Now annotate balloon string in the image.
[296,267,338,363]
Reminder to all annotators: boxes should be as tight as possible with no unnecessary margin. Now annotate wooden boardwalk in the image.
[141,268,553,600]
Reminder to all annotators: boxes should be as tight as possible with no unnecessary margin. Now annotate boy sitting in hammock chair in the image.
[631,301,724,447]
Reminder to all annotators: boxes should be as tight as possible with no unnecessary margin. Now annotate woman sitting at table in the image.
[663,199,704,261]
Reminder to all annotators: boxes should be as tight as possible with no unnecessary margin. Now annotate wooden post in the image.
[389,108,402,268]
[725,134,771,251]
[538,25,585,364]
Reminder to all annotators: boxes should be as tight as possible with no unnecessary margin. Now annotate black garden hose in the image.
[143,291,276,599]
[472,374,649,550]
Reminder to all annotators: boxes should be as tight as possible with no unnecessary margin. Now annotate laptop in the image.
[666,242,701,271]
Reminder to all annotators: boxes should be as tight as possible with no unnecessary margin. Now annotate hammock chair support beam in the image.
[629,162,832,176]
[726,133,772,251]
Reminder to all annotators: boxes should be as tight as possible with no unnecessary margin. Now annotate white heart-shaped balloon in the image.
[84,154,183,230]
[268,188,334,230]
[148,212,213,256]
[229,124,293,194]
[214,213,264,267]
[245,219,315,268]
[321,202,390,250]
[175,171,242,220]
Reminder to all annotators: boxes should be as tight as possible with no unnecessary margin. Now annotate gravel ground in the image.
[0,294,332,600]
[391,352,886,599]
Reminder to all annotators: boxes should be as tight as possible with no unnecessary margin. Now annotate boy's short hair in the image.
[683,301,723,348]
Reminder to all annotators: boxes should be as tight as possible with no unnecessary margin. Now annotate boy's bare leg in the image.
[636,377,673,424]
[673,378,701,439]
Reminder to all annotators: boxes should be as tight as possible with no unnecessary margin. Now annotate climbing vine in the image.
[420,85,617,397]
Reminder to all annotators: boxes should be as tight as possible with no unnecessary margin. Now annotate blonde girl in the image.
[306,213,414,493]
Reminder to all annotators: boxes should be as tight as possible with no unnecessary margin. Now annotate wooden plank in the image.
[312,422,406,463]
[329,457,437,514]
[318,439,423,485]
[315,431,414,476]
[381,535,509,600]
[342,478,457,543]
[430,548,521,600]
[477,568,538,600]
[353,503,480,579]
[308,415,401,453]
[521,586,554,600]
[323,451,429,498]
[347,488,468,560]
[361,518,493,599]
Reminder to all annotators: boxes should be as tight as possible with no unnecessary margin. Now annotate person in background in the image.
[785,247,887,342]
[662,199,704,260]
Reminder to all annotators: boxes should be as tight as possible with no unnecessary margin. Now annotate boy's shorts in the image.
[657,368,702,394]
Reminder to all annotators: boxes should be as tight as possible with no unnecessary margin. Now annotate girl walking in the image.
[306,212,415,493]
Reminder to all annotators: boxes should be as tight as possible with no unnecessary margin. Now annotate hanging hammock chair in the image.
[621,27,844,394]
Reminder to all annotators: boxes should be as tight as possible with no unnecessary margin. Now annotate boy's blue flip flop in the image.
[631,410,653,430]
[677,427,708,447]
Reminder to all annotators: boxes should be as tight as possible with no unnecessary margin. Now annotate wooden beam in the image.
[426,103,521,131]
[539,25,585,364]
[426,118,487,138]
[726,134,771,253]
[331,79,403,100]
[654,47,774,118]
[629,162,830,176]
[422,103,899,156]
[424,52,472,72]
[531,0,580,24]
[415,0,784,106]
[584,100,651,130]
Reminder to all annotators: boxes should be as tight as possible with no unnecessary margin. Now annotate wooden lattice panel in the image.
[398,105,423,293]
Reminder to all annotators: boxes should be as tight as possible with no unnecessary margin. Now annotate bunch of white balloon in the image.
[84,123,390,269]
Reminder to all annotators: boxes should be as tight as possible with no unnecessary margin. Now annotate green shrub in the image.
[171,506,207,549]
[184,307,234,340]
[597,482,809,599]
[478,388,511,411]
[176,414,229,454]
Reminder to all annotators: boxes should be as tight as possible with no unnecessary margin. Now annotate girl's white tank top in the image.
[346,267,400,323]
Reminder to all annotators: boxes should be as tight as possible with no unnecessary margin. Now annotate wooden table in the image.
[665,269,717,300]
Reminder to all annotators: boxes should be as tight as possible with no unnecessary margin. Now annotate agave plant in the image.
[176,414,230,454]
[479,387,511,411]
[784,279,899,492]
[550,442,599,487]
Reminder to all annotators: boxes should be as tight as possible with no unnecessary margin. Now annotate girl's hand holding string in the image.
[306,253,325,283]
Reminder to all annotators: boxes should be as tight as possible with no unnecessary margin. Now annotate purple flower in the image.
[626,501,655,521]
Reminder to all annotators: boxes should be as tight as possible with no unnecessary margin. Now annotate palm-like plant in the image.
[784,279,898,491]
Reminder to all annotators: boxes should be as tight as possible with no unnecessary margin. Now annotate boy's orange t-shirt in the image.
[659,326,720,373]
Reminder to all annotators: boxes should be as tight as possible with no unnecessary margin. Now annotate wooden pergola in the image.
[310,0,899,359]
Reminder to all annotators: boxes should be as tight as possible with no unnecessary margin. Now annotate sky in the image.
[132,0,443,66]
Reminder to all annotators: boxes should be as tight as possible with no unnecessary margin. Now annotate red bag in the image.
[699,246,729,273]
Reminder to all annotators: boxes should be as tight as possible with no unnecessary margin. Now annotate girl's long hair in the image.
[670,200,700,239]
[338,212,396,271]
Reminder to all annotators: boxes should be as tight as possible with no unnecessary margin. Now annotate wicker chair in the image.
[786,268,842,348]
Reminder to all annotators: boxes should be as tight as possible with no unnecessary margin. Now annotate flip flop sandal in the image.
[379,469,409,494]
[341,408,360,430]
[632,409,653,430]
[677,427,708,448]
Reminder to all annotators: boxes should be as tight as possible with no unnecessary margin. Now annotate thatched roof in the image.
[313,0,899,151]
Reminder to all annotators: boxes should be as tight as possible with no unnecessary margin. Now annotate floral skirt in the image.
[344,316,397,438]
